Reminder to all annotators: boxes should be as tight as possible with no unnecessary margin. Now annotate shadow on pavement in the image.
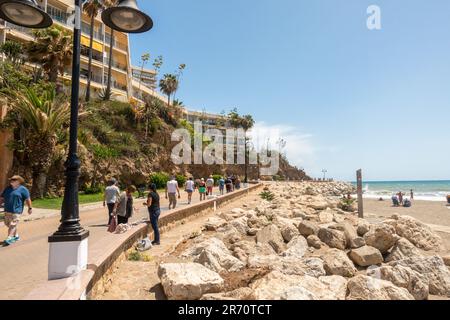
[149,283,167,300]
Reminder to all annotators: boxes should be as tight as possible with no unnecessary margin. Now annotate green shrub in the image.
[83,184,104,195]
[260,190,275,201]
[176,174,186,187]
[212,174,222,186]
[150,172,169,189]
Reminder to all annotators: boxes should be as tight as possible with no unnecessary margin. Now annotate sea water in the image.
[351,180,450,202]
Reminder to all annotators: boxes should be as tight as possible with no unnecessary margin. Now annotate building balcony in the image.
[3,21,34,37]
[104,58,128,72]
[105,34,127,52]
[80,46,103,63]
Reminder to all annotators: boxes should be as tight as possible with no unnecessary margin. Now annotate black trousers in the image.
[117,215,129,225]
[107,203,115,225]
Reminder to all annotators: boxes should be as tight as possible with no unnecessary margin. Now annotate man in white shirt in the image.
[165,176,181,210]
[103,179,120,225]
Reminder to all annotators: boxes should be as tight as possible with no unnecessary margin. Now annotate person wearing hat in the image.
[0,175,32,245]
[103,178,120,225]
[144,183,161,245]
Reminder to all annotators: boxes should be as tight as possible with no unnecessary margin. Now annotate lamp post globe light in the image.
[102,0,153,33]
[0,0,152,280]
[0,0,52,28]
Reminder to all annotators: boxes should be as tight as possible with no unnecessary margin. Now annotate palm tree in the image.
[0,40,24,66]
[9,87,70,198]
[83,0,104,102]
[240,114,255,183]
[103,0,118,101]
[27,26,73,87]
[159,73,178,108]
[138,52,150,92]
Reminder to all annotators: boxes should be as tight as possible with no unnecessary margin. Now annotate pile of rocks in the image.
[157,182,450,300]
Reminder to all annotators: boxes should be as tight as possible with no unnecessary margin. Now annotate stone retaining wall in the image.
[25,183,263,300]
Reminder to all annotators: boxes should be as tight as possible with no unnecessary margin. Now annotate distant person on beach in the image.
[198,178,207,201]
[397,192,404,205]
[392,195,400,207]
[0,175,32,246]
[144,183,160,245]
[104,178,120,225]
[166,176,180,210]
[403,198,412,208]
[184,177,195,204]
[218,177,225,195]
[206,175,215,196]
[410,189,414,200]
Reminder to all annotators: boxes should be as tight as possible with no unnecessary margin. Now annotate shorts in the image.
[168,193,177,203]
[207,186,213,194]
[4,213,20,228]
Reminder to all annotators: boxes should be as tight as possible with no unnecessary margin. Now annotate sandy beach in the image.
[364,198,450,252]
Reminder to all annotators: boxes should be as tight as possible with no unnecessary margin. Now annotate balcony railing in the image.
[105,34,127,51]
[104,58,127,72]
[46,5,72,27]
[4,22,33,36]
[80,46,103,63]
[80,73,103,84]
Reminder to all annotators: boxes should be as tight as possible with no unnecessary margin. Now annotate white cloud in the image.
[248,122,317,172]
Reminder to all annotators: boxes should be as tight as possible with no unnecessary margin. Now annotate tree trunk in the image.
[244,134,248,183]
[31,171,47,199]
[85,14,95,102]
[104,28,114,101]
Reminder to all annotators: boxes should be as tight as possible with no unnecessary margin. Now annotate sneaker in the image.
[13,235,20,242]
[151,241,160,246]
[4,237,15,245]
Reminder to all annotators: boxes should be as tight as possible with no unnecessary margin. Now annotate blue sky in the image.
[129,0,450,181]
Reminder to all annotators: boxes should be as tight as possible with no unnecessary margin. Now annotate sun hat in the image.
[9,175,25,184]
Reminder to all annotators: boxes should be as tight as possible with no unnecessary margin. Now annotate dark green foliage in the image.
[176,174,186,187]
[150,172,169,189]
[83,184,104,195]
[260,190,275,201]
[212,174,223,185]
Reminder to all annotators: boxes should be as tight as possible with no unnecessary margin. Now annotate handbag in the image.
[108,215,117,233]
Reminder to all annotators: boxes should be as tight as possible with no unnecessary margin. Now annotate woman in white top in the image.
[184,177,196,204]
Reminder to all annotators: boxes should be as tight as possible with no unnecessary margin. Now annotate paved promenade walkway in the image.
[0,190,226,300]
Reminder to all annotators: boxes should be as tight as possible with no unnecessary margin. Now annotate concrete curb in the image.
[25,183,263,300]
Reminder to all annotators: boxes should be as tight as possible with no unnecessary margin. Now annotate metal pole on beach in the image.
[357,169,364,218]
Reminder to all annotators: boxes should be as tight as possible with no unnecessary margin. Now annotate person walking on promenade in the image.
[218,176,225,195]
[225,176,233,193]
[114,186,136,225]
[166,176,180,210]
[198,178,207,201]
[184,177,195,204]
[206,175,214,196]
[0,176,32,245]
[104,178,120,225]
[145,183,161,245]
[235,177,241,190]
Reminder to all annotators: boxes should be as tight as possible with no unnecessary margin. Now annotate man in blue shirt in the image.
[0,175,32,246]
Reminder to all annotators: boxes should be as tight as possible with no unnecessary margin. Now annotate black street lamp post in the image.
[0,0,152,279]
[48,0,87,244]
